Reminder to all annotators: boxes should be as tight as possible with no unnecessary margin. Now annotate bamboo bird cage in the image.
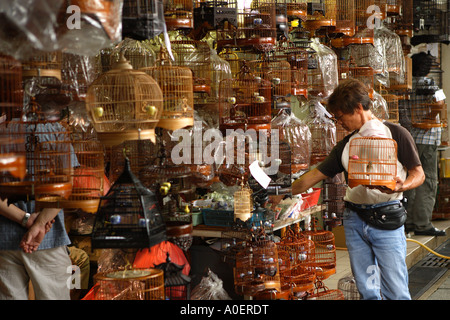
[85,54,163,147]
[164,0,194,30]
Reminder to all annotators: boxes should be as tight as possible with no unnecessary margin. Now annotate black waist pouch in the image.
[345,201,407,230]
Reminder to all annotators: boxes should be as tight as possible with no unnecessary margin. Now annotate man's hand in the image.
[20,221,47,253]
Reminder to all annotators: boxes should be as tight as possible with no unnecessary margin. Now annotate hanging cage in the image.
[122,0,165,40]
[0,54,23,121]
[91,157,167,249]
[86,54,163,147]
[347,137,398,190]
[164,0,194,30]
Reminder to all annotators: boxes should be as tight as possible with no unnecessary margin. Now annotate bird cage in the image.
[349,64,374,98]
[0,99,73,203]
[219,63,272,132]
[301,220,336,280]
[21,51,62,81]
[122,0,165,40]
[354,0,385,31]
[154,253,191,300]
[91,157,167,249]
[247,58,292,99]
[347,137,398,190]
[194,0,238,29]
[98,38,157,73]
[394,0,413,37]
[141,47,194,131]
[219,48,242,78]
[330,0,356,37]
[234,236,281,296]
[271,109,311,174]
[170,39,212,95]
[216,0,277,51]
[37,139,105,213]
[381,92,399,123]
[234,182,253,222]
[0,135,26,185]
[412,0,449,44]
[61,53,98,102]
[0,54,22,121]
[86,54,163,147]
[164,0,194,30]
[303,0,337,36]
[337,273,360,300]
[286,0,308,21]
[335,122,351,141]
[411,100,447,130]
[92,268,165,300]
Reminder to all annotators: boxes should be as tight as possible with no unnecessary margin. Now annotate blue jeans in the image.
[343,205,411,300]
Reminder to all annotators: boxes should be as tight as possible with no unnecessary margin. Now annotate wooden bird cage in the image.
[330,0,356,37]
[216,0,277,51]
[411,100,447,130]
[122,0,165,40]
[219,63,272,132]
[91,157,167,249]
[349,64,374,98]
[194,0,238,29]
[347,137,398,190]
[301,221,336,280]
[164,0,194,30]
[303,0,337,35]
[286,0,308,21]
[306,281,345,300]
[219,48,242,79]
[381,93,399,123]
[98,38,157,73]
[0,99,73,203]
[247,59,292,98]
[0,135,26,184]
[141,47,194,131]
[234,182,253,222]
[92,268,165,300]
[234,237,281,296]
[0,54,23,121]
[170,39,212,95]
[354,0,386,31]
[21,51,62,81]
[394,0,413,37]
[86,54,163,147]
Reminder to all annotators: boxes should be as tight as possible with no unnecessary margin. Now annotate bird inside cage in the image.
[92,268,165,300]
[141,47,194,131]
[91,157,167,249]
[347,136,398,190]
[86,54,163,147]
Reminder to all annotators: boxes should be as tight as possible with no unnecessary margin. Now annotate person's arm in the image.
[395,165,425,193]
[20,208,60,253]
[292,168,328,195]
[0,198,37,228]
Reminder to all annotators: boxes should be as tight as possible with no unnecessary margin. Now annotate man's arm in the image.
[396,165,425,193]
[20,208,60,253]
[292,168,328,195]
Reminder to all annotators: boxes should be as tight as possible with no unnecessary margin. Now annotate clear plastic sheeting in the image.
[191,269,232,300]
[0,0,123,60]
[371,90,389,120]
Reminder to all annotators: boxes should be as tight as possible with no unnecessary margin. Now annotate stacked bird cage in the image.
[286,0,308,21]
[193,0,238,30]
[347,137,398,190]
[303,0,337,36]
[122,0,165,40]
[92,268,165,300]
[21,51,62,82]
[330,0,356,37]
[219,62,272,133]
[0,54,23,121]
[164,0,194,30]
[381,92,399,123]
[141,47,194,131]
[91,157,167,249]
[85,54,163,147]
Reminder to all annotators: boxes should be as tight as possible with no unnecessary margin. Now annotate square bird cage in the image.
[347,137,398,190]
[91,157,167,249]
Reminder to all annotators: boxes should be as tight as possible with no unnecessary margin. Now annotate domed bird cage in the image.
[234,235,281,296]
[271,109,311,175]
[86,54,163,147]
[91,157,167,249]
[381,92,399,123]
[302,0,337,36]
[301,220,336,280]
[337,273,360,300]
[141,47,194,131]
[92,268,165,300]
[0,54,23,121]
[170,39,212,95]
[219,63,272,133]
[164,0,194,30]
[276,227,316,293]
[234,181,253,222]
[0,99,73,204]
[306,281,345,300]
[154,252,191,300]
[98,38,156,73]
[347,137,398,190]
[305,99,337,165]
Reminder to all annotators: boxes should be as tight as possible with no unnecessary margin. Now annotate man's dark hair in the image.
[326,79,372,115]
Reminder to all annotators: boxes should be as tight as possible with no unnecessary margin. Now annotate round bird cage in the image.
[348,137,398,190]
[91,157,167,249]
[86,54,163,147]
[0,54,23,120]
[306,281,345,300]
[219,63,272,133]
[234,181,253,222]
[92,268,165,300]
[141,47,194,131]
[337,273,360,300]
[303,0,337,36]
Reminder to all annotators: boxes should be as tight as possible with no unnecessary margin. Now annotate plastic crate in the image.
[201,209,234,227]
[301,188,322,210]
